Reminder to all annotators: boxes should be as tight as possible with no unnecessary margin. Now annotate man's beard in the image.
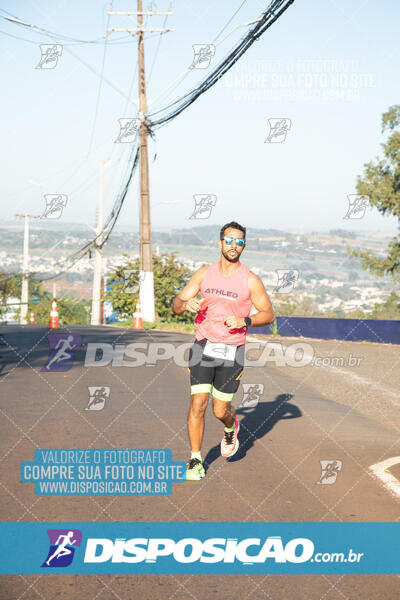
[222,248,240,263]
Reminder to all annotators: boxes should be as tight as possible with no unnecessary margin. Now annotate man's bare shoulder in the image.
[247,269,264,289]
[192,264,210,282]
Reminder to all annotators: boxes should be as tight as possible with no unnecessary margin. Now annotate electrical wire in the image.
[0,9,105,44]
[1,0,295,285]
[0,28,38,44]
[147,9,171,86]
[0,141,139,285]
[146,0,252,112]
[147,0,295,129]
[0,23,133,46]
[45,0,295,278]
[2,15,139,108]
[86,12,111,157]
[211,0,249,44]
[2,153,84,206]
[0,7,162,46]
[37,142,139,281]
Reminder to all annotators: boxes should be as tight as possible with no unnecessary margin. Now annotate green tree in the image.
[0,272,88,324]
[33,297,89,325]
[0,271,20,317]
[106,252,195,323]
[348,105,400,282]
[273,295,319,317]
[369,292,400,320]
[0,272,50,319]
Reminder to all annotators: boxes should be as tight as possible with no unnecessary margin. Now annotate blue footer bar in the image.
[0,522,398,574]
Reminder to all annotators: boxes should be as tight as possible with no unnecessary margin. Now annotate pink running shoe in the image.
[221,416,240,458]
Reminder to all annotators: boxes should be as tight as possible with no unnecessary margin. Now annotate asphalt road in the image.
[0,325,399,599]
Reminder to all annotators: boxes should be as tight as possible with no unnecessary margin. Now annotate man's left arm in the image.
[246,273,275,326]
[225,273,275,330]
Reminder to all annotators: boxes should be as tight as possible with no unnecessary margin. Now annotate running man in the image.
[45,531,77,566]
[172,221,275,480]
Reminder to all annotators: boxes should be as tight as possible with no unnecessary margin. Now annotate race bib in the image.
[203,341,237,362]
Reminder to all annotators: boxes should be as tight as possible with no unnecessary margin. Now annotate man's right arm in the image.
[171,267,208,315]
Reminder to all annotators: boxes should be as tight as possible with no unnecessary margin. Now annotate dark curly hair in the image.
[219,221,246,240]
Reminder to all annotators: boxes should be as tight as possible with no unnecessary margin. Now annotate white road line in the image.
[334,367,400,402]
[369,457,400,499]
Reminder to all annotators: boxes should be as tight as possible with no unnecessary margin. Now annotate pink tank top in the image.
[195,262,252,346]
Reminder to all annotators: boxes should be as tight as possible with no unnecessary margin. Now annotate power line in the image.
[211,0,249,44]
[147,0,295,128]
[2,154,84,207]
[86,12,111,157]
[0,7,151,46]
[0,9,116,45]
[2,0,295,287]
[0,28,39,44]
[147,4,172,86]
[1,120,140,285]
[146,0,257,112]
[64,0,295,274]
[3,14,139,108]
[37,143,139,282]
[0,27,137,46]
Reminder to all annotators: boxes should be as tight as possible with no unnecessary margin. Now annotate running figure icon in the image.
[45,531,77,566]
[86,386,110,411]
[45,335,76,370]
[41,528,82,568]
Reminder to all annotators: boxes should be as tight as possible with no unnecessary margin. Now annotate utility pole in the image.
[91,158,105,326]
[137,0,154,322]
[108,2,172,323]
[15,214,39,324]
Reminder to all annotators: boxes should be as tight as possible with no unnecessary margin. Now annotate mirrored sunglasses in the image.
[222,236,245,246]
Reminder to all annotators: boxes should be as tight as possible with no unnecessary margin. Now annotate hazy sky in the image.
[1,0,399,234]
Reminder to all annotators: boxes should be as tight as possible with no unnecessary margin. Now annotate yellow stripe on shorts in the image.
[212,386,234,402]
[190,383,212,395]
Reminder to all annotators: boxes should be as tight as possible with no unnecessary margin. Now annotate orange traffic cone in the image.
[132,302,143,329]
[48,298,60,329]
[29,310,35,325]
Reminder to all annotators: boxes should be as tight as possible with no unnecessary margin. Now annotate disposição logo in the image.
[41,529,82,568]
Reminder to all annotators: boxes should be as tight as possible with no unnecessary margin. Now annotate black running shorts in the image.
[188,338,245,402]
